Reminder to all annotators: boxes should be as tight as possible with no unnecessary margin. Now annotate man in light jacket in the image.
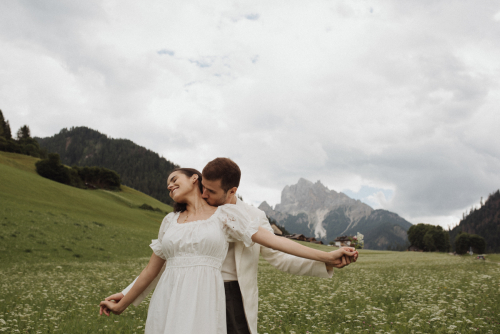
[102,158,356,334]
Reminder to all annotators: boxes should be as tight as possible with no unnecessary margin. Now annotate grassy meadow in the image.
[1,151,500,333]
[0,151,171,266]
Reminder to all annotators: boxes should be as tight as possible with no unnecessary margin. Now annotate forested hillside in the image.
[449,190,500,253]
[36,127,178,205]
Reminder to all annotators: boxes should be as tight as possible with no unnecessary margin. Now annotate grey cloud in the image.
[320,137,499,220]
[188,59,213,68]
[244,13,260,21]
[158,49,175,56]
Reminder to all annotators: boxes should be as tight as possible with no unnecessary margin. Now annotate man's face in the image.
[201,178,228,206]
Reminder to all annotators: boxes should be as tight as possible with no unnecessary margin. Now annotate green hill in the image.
[449,190,500,253]
[35,126,179,205]
[0,151,172,267]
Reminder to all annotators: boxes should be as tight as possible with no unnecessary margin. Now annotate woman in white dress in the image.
[99,168,358,334]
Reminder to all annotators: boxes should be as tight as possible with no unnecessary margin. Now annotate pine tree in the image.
[0,110,12,140]
[16,125,31,140]
[4,120,12,140]
[0,109,5,138]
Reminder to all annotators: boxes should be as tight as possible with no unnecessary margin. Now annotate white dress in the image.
[145,204,259,334]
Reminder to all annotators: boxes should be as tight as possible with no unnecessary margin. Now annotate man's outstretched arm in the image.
[260,245,354,278]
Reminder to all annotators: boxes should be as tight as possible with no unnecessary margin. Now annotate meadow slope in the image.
[0,151,172,265]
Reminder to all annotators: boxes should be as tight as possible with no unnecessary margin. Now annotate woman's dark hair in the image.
[170,168,203,213]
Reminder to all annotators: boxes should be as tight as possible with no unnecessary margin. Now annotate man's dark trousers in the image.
[225,281,251,334]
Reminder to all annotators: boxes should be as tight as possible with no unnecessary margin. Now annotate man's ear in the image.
[228,187,238,197]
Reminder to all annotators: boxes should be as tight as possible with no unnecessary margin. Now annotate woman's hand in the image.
[97,253,165,317]
[99,293,124,316]
[99,299,125,316]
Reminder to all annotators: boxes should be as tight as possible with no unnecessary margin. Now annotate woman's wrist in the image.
[116,301,128,314]
[317,249,331,263]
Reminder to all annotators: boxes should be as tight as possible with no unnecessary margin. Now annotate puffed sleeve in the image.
[150,212,174,260]
[218,204,260,247]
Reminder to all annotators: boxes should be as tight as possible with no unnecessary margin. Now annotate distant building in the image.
[285,234,307,241]
[407,245,422,252]
[285,234,325,244]
[334,236,352,247]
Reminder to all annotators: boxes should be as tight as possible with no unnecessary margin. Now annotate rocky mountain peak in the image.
[258,201,273,212]
[276,178,362,215]
[262,178,373,239]
[259,178,412,248]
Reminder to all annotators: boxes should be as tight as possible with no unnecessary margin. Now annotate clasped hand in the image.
[99,293,125,316]
[326,247,358,269]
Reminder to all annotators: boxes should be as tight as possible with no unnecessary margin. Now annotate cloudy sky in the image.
[1,0,499,228]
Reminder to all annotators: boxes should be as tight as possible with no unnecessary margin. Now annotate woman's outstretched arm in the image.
[251,227,358,265]
[99,253,165,315]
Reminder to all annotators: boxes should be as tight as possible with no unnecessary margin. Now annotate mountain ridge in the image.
[35,126,179,205]
[259,178,412,249]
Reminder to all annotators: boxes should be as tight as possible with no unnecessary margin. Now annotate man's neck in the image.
[225,194,237,205]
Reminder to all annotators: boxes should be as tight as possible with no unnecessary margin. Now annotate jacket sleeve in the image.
[260,245,333,278]
[121,263,166,306]
[255,206,333,278]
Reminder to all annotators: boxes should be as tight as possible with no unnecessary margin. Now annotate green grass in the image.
[257,251,500,334]
[485,254,500,264]
[1,151,499,334]
[0,151,172,266]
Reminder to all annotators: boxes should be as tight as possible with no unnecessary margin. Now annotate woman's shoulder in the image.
[216,203,238,213]
[216,204,248,220]
[162,211,178,225]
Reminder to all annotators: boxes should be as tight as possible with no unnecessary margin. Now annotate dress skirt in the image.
[145,257,226,334]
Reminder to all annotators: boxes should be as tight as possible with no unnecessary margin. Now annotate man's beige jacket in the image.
[122,199,333,334]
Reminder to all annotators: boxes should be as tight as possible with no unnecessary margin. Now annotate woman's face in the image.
[167,171,198,202]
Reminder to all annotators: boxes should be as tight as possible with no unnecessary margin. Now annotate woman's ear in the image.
[192,175,199,184]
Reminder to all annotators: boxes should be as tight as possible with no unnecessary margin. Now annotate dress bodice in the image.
[149,205,259,270]
[161,209,229,270]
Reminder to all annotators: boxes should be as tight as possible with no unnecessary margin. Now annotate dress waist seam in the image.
[166,255,223,269]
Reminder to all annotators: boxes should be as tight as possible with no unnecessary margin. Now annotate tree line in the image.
[0,110,48,158]
[408,223,486,254]
[36,153,121,190]
[1,110,121,191]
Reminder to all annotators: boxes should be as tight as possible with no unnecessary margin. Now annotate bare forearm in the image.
[252,227,330,263]
[115,256,165,312]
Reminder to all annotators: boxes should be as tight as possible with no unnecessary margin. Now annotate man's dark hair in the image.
[202,158,241,192]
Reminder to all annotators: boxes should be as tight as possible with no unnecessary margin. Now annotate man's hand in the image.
[326,256,348,270]
[99,292,124,316]
[325,247,358,270]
